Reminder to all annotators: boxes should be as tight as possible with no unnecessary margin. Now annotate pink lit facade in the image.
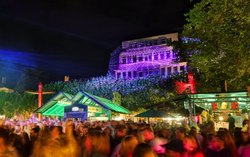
[108,33,187,79]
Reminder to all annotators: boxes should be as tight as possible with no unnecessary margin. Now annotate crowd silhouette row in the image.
[0,118,249,157]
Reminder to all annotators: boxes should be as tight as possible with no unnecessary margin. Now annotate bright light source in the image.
[72,107,79,112]
[219,116,223,121]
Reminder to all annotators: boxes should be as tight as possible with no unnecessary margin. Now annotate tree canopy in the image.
[183,0,250,91]
[43,75,177,111]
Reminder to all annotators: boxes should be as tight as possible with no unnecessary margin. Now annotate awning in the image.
[185,91,250,110]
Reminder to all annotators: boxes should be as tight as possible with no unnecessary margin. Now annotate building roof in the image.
[35,92,73,116]
[35,91,130,117]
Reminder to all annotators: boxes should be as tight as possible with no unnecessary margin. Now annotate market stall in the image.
[35,91,130,121]
[184,91,250,129]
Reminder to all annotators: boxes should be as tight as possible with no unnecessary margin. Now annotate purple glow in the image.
[108,34,187,79]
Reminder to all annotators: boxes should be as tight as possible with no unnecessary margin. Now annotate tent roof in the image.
[135,109,170,117]
[74,91,130,114]
[35,91,130,117]
[35,92,73,116]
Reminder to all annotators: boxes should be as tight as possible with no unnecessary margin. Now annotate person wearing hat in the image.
[164,139,184,157]
[163,127,186,157]
[239,119,250,157]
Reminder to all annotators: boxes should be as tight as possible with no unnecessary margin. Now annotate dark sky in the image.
[0,0,198,84]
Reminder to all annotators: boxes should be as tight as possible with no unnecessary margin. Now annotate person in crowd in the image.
[236,130,250,156]
[126,123,138,137]
[0,128,20,157]
[175,127,186,141]
[237,121,250,157]
[242,119,249,132]
[83,128,110,157]
[112,124,127,146]
[163,127,186,157]
[189,126,203,150]
[137,125,155,144]
[182,135,204,157]
[120,135,138,157]
[227,114,235,133]
[2,117,250,157]
[217,130,239,157]
[149,130,168,156]
[164,139,183,157]
[204,134,232,157]
[111,124,127,156]
[8,133,25,157]
[234,126,250,151]
[30,119,80,157]
[234,127,245,148]
[50,126,62,141]
[133,143,158,157]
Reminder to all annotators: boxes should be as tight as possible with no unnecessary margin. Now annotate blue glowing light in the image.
[0,49,38,68]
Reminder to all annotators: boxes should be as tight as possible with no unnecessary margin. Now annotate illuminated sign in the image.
[88,106,102,113]
[72,107,79,112]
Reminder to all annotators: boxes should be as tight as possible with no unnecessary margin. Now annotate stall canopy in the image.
[35,91,130,117]
[135,109,170,118]
[185,91,250,110]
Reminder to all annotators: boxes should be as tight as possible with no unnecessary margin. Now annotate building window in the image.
[160,38,166,44]
[133,55,137,63]
[166,51,171,59]
[148,54,152,61]
[174,67,178,74]
[138,54,143,62]
[127,56,132,63]
[160,52,164,60]
[180,66,185,73]
[128,71,132,78]
[144,69,149,76]
[154,69,159,75]
[122,57,126,64]
[144,54,148,61]
[173,52,177,59]
[133,71,137,78]
[139,71,143,77]
[167,67,172,76]
[154,53,158,60]
[149,69,153,75]
[117,73,121,79]
[161,68,165,76]
[123,72,126,78]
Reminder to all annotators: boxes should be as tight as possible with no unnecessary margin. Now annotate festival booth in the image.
[184,91,250,130]
[35,91,130,121]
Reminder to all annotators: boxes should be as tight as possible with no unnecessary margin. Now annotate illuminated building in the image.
[108,33,187,79]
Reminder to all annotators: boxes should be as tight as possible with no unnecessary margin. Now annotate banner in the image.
[212,102,218,110]
[231,102,239,109]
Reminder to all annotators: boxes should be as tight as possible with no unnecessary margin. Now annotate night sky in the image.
[0,0,198,86]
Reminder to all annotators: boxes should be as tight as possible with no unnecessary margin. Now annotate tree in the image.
[182,0,250,90]
[15,68,45,92]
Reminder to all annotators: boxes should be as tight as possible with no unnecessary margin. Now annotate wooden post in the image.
[38,82,43,121]
[26,83,54,121]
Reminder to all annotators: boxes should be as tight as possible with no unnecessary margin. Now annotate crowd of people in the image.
[0,117,250,157]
